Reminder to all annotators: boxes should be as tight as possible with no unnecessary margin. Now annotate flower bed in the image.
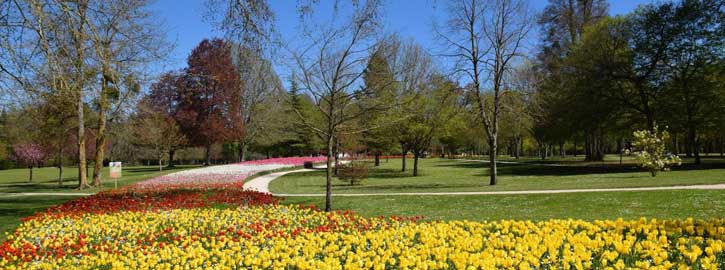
[2,201,723,269]
[1,156,723,269]
[130,156,325,190]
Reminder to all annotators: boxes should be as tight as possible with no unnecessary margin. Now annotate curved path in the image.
[244,169,725,197]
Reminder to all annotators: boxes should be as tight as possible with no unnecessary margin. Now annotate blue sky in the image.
[150,0,654,80]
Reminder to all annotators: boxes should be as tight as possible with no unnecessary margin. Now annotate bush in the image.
[337,161,369,186]
[303,161,314,169]
[0,159,14,170]
[632,126,681,177]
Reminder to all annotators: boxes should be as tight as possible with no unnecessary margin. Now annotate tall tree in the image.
[177,38,242,166]
[361,39,398,166]
[656,0,724,164]
[438,0,532,185]
[231,46,282,161]
[535,0,608,161]
[86,0,168,186]
[290,0,385,211]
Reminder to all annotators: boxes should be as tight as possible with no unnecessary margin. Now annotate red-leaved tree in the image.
[175,39,242,165]
[11,143,48,182]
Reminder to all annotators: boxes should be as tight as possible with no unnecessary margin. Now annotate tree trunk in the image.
[333,140,339,176]
[400,143,407,172]
[28,166,33,183]
[689,126,701,165]
[204,144,211,166]
[92,117,107,187]
[672,133,679,155]
[325,135,334,212]
[559,141,565,157]
[239,141,246,162]
[489,139,497,185]
[77,93,89,189]
[573,138,577,157]
[413,151,419,177]
[374,152,380,166]
[168,149,175,168]
[720,134,723,157]
[58,146,63,187]
[584,130,604,162]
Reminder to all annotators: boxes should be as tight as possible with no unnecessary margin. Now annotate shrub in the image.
[632,126,681,177]
[337,161,369,186]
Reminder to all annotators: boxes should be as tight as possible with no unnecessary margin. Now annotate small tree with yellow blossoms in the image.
[631,126,681,177]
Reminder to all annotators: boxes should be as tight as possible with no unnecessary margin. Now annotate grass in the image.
[281,189,725,221]
[0,165,198,194]
[270,157,725,194]
[0,164,198,239]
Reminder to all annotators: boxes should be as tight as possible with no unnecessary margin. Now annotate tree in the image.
[11,142,47,182]
[205,0,276,54]
[361,39,399,166]
[290,0,385,212]
[148,72,187,167]
[655,0,724,164]
[176,38,242,166]
[231,46,283,161]
[85,0,169,186]
[133,101,187,171]
[438,0,532,185]
[402,75,459,176]
[632,126,681,177]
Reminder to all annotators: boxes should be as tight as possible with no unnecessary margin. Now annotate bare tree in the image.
[231,46,283,161]
[288,0,384,212]
[437,0,532,185]
[85,0,170,186]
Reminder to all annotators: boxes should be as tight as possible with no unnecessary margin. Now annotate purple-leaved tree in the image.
[11,143,47,182]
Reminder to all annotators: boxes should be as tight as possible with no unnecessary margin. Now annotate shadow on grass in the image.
[445,158,725,177]
[0,183,80,193]
[0,196,81,238]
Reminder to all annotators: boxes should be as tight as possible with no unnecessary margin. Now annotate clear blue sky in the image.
[150,0,655,80]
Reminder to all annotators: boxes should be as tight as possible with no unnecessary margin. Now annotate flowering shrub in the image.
[632,126,682,177]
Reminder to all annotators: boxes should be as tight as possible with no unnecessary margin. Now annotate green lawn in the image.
[0,165,198,239]
[0,165,198,194]
[281,189,725,221]
[270,157,725,194]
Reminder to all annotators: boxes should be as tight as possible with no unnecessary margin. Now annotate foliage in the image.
[175,38,242,164]
[632,126,682,177]
[10,143,46,169]
[337,161,370,186]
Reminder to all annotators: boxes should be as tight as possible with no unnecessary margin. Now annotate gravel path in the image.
[255,169,725,197]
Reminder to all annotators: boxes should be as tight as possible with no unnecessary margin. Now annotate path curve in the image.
[243,162,348,193]
[248,169,725,197]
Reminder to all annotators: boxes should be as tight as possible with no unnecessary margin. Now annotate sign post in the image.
[109,162,122,189]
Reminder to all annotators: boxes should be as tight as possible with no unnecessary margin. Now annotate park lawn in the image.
[269,157,725,194]
[0,165,198,194]
[281,189,725,221]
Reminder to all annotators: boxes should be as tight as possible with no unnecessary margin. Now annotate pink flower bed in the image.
[129,157,325,190]
[237,156,326,165]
